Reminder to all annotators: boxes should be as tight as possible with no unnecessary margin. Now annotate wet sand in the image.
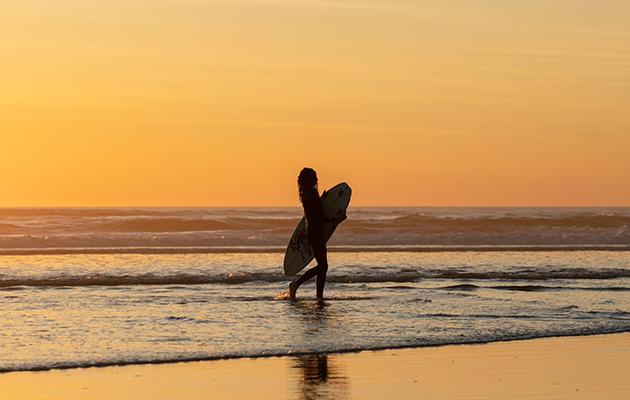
[1,333,628,399]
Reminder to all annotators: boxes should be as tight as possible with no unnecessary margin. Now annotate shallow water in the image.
[1,251,629,372]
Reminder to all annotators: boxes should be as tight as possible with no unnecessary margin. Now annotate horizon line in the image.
[1,205,629,209]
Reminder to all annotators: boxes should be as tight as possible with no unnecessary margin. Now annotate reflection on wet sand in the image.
[289,301,350,399]
[292,355,349,400]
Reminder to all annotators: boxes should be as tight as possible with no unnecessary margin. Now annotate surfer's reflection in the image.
[290,300,333,336]
[292,354,349,400]
[289,302,349,399]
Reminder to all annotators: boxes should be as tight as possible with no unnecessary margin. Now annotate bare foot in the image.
[289,282,298,300]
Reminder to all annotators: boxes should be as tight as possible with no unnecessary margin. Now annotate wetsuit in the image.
[296,187,328,298]
[302,187,326,254]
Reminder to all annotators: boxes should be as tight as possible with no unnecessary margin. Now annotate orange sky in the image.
[2,1,629,206]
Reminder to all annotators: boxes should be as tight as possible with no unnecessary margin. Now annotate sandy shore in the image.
[1,333,628,399]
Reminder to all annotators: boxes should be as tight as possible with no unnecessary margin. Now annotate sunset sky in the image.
[2,0,629,206]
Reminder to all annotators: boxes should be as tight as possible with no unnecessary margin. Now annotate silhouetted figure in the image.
[289,168,345,300]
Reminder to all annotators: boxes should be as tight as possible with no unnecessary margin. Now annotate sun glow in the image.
[2,1,629,206]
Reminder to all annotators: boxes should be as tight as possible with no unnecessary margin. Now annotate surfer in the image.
[289,168,346,300]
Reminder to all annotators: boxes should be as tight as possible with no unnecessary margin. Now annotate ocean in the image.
[1,207,629,372]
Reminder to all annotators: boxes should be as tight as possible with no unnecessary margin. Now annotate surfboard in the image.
[283,182,352,277]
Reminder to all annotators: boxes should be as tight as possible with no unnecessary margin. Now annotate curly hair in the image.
[297,167,318,204]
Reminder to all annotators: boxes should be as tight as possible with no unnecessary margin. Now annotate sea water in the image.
[0,208,629,372]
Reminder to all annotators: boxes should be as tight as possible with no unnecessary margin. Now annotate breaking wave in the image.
[2,267,629,288]
[438,284,630,292]
[1,207,630,251]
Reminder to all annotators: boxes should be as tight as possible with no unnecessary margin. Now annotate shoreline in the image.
[1,333,628,399]
[1,330,628,374]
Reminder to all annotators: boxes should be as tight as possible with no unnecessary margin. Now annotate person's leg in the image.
[289,263,321,299]
[292,266,318,288]
[289,245,328,299]
[314,243,328,299]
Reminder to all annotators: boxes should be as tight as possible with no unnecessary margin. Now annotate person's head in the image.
[297,167,318,203]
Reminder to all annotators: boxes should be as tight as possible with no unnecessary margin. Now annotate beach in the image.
[1,333,628,399]
[1,207,629,398]
[5,0,630,397]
